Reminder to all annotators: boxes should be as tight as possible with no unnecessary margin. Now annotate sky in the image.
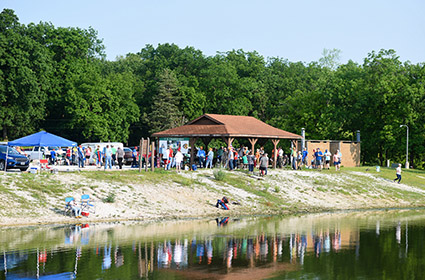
[2,0,425,64]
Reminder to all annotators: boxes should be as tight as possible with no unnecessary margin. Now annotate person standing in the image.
[393,164,402,183]
[116,147,124,169]
[205,148,214,169]
[131,146,138,168]
[162,146,169,169]
[50,149,57,165]
[66,147,71,166]
[167,147,174,170]
[197,146,206,168]
[85,147,91,166]
[111,145,117,167]
[302,148,308,168]
[333,152,339,171]
[175,149,184,172]
[259,153,269,176]
[255,149,261,169]
[316,148,323,171]
[297,151,302,170]
[72,146,77,165]
[337,149,342,170]
[222,147,228,168]
[291,146,297,170]
[104,145,112,170]
[324,149,332,170]
[217,147,223,166]
[247,151,255,174]
[242,152,248,169]
[278,148,284,168]
[233,150,239,169]
[95,145,102,168]
[228,148,234,170]
[77,145,85,168]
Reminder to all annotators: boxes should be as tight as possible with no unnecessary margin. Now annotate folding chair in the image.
[81,194,96,214]
[40,159,51,172]
[64,197,75,216]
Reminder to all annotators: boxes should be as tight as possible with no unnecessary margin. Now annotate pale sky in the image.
[2,0,425,64]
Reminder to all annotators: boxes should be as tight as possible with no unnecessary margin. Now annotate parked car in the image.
[24,146,65,161]
[123,147,134,165]
[0,145,30,171]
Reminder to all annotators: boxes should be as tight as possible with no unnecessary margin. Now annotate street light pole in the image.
[400,125,409,169]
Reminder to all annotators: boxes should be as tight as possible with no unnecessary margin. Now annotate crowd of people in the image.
[31,145,130,170]
[158,144,344,176]
[13,142,343,175]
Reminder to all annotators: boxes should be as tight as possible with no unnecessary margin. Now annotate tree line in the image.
[1,9,425,167]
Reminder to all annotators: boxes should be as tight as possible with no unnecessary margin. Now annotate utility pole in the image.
[400,125,409,169]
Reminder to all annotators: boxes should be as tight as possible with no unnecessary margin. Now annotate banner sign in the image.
[159,138,190,154]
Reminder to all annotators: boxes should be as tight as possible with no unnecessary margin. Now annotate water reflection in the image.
[0,210,424,279]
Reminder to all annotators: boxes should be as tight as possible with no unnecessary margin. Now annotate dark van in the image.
[0,145,30,171]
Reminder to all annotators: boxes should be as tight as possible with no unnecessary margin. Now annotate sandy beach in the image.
[1,165,425,227]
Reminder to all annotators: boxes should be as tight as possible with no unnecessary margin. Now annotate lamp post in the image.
[400,125,409,169]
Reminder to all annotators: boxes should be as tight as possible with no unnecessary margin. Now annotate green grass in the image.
[343,166,425,190]
[217,173,284,208]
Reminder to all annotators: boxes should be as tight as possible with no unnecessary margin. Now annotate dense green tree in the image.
[146,68,183,134]
[0,9,52,140]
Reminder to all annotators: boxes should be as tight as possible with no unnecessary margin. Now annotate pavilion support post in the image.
[271,139,280,169]
[139,139,143,173]
[145,137,150,172]
[189,137,198,168]
[151,141,155,172]
[248,138,258,154]
[223,137,234,149]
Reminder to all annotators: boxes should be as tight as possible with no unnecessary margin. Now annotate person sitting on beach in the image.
[68,199,82,218]
[216,196,230,210]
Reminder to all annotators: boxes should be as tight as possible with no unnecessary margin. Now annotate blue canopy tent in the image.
[4,131,77,171]
[7,131,77,147]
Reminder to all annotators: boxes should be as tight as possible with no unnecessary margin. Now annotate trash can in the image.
[376,166,380,172]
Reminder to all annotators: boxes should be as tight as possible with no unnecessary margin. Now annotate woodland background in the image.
[1,9,425,166]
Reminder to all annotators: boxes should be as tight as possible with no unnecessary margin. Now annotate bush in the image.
[213,170,226,181]
[102,192,115,203]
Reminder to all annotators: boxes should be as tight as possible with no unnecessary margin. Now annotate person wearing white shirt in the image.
[175,150,184,172]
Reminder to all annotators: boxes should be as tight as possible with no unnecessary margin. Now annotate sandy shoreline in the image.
[1,166,425,227]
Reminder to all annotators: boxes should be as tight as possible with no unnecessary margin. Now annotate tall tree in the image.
[319,48,342,70]
[0,9,52,140]
[146,68,183,134]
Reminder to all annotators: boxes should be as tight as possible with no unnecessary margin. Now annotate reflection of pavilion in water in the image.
[138,228,361,279]
[1,218,412,279]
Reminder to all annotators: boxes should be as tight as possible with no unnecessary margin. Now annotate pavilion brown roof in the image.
[151,114,302,139]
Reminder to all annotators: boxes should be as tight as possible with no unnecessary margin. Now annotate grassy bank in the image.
[0,166,425,226]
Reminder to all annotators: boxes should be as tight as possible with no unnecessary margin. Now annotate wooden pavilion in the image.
[151,114,302,168]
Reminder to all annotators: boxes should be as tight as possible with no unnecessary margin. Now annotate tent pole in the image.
[4,145,8,172]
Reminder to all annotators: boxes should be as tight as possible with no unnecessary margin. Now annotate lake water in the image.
[1,209,424,279]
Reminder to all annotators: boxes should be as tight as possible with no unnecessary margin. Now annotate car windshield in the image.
[0,146,20,155]
[48,146,59,151]
[124,148,131,152]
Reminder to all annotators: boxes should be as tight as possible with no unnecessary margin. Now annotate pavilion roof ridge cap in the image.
[186,114,225,125]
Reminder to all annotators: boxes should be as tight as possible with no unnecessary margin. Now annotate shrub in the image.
[102,192,115,203]
[213,170,226,181]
